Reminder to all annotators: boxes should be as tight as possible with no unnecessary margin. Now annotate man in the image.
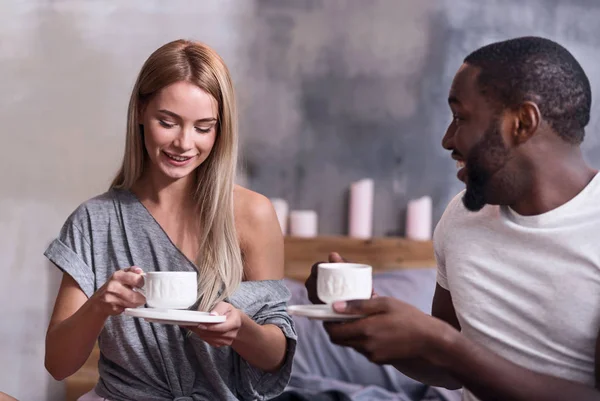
[305,36,600,401]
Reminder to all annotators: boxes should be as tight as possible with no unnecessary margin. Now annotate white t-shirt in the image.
[435,173,600,401]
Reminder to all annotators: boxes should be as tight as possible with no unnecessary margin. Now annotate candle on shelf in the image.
[270,198,289,235]
[289,210,318,238]
[348,178,374,239]
[405,196,432,241]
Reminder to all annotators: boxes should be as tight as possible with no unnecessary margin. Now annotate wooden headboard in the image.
[64,236,434,401]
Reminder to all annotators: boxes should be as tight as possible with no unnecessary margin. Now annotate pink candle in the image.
[290,210,318,238]
[405,196,432,240]
[348,179,374,239]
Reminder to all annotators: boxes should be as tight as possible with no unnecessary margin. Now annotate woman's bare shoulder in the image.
[233,185,284,280]
[233,185,277,226]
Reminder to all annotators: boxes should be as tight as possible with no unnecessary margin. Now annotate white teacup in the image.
[317,263,372,304]
[139,271,198,309]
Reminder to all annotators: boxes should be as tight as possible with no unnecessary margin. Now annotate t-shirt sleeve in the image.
[434,191,464,291]
[44,206,96,298]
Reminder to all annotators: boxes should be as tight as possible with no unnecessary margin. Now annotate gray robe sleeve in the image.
[227,280,297,400]
[44,206,96,298]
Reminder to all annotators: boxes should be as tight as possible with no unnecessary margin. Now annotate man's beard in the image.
[462,120,510,212]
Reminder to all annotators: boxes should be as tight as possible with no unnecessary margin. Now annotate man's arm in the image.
[431,284,461,332]
[390,284,462,389]
[309,253,463,389]
[328,297,600,401]
[433,324,600,401]
[432,286,600,400]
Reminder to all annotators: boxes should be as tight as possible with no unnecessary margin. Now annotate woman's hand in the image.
[89,266,146,317]
[187,302,242,347]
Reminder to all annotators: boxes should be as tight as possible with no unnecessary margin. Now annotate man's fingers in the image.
[308,261,322,278]
[328,252,347,263]
[305,261,325,304]
[332,297,395,315]
[328,337,367,353]
[306,253,349,304]
[324,319,371,342]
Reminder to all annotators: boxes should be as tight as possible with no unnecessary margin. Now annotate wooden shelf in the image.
[283,235,435,282]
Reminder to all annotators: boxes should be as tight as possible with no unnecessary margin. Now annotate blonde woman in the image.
[44,39,296,401]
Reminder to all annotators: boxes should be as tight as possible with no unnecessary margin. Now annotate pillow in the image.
[284,268,438,400]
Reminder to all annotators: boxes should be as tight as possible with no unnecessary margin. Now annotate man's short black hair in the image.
[464,36,591,145]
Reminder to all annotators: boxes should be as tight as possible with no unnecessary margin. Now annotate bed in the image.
[64,236,460,401]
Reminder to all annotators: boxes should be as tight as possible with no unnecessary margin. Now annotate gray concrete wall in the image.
[240,0,600,235]
[1,0,599,399]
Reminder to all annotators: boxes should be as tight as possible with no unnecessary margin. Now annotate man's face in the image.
[442,63,515,211]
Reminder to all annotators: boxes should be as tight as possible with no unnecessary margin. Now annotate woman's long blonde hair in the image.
[111,39,243,311]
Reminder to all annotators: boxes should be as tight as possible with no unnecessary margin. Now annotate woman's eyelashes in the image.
[159,119,176,129]
[158,119,212,133]
[195,126,212,134]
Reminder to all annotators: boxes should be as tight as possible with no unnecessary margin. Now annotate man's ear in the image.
[513,101,541,145]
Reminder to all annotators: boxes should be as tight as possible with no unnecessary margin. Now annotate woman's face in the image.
[140,80,218,183]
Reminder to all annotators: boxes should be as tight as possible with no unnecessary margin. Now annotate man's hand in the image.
[305,252,345,304]
[324,297,454,365]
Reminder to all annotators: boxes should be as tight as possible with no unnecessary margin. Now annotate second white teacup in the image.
[139,271,198,309]
[317,263,372,304]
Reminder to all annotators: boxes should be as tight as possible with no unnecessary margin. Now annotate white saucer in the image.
[124,308,226,326]
[287,304,366,321]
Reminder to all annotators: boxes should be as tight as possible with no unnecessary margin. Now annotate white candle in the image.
[405,196,432,241]
[270,198,288,235]
[349,179,374,239]
[290,210,318,238]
